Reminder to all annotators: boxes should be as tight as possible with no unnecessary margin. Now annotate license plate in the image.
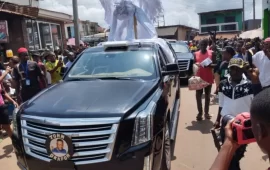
[49,160,75,170]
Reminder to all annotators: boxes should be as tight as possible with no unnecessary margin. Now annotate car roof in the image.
[85,38,176,63]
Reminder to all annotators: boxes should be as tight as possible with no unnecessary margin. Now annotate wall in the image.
[200,10,243,31]
[177,27,191,40]
[64,22,84,39]
[0,12,26,58]
[5,0,39,7]
[262,0,270,38]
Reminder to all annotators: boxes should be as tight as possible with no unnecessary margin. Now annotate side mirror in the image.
[162,63,179,76]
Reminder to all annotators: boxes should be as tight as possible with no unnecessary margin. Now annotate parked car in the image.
[167,40,194,79]
[12,39,181,170]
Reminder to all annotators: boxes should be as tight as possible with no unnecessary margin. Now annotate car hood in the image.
[176,52,194,60]
[22,80,158,118]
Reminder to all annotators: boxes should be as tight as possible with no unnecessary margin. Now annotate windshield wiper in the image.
[66,78,97,81]
[98,77,136,80]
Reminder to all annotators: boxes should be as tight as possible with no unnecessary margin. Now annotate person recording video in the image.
[213,58,254,170]
[210,88,270,170]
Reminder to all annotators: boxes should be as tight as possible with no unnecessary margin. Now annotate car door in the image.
[158,47,178,114]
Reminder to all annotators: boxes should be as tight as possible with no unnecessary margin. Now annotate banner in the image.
[0,21,9,43]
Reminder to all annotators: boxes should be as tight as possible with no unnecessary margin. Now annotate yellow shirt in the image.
[190,46,197,51]
[45,60,63,84]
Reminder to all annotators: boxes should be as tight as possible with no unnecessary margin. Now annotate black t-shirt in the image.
[13,61,42,90]
[217,61,229,81]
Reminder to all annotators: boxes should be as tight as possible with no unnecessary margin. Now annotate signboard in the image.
[0,21,9,43]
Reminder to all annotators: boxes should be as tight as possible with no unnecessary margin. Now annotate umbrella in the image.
[67,38,85,46]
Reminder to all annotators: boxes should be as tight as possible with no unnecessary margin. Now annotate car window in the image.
[67,50,157,80]
[170,43,189,53]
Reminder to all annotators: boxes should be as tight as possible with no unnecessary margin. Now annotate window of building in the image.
[222,24,237,31]
[224,16,235,23]
[38,22,52,49]
[51,24,62,49]
[25,19,40,50]
[206,18,216,24]
[201,26,219,33]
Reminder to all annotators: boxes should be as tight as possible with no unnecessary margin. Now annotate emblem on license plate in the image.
[45,133,74,161]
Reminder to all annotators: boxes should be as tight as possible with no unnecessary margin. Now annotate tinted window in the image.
[170,43,189,53]
[67,50,157,80]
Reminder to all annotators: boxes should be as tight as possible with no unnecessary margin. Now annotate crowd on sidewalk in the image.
[190,36,270,170]
[0,45,86,139]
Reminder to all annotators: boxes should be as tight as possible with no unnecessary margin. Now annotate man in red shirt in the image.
[194,39,214,121]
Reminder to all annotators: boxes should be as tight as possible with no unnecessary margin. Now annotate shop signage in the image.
[0,21,9,43]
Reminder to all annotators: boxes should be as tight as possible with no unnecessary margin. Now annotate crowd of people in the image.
[0,45,85,138]
[191,36,270,169]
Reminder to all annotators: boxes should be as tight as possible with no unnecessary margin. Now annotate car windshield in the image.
[67,50,157,80]
[170,43,189,53]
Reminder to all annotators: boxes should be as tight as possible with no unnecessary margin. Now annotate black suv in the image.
[12,39,181,170]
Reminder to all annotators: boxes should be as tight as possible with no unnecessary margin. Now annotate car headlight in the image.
[12,108,19,136]
[131,101,156,146]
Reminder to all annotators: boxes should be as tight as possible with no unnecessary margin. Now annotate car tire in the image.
[160,121,171,170]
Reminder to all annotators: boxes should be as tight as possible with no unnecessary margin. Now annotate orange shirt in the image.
[195,50,214,84]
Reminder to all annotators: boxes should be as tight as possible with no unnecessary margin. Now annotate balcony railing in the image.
[200,22,239,34]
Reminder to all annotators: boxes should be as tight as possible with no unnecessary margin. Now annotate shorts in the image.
[0,104,9,125]
[21,88,41,102]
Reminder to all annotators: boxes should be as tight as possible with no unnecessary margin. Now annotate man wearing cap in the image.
[13,48,47,103]
[214,58,253,169]
[248,37,270,94]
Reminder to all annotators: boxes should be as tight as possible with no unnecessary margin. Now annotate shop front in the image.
[0,1,38,61]
[25,9,73,51]
[25,19,63,51]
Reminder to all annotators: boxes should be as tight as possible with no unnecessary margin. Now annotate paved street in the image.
[0,86,269,170]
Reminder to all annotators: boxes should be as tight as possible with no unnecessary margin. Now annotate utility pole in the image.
[242,0,245,31]
[253,0,256,29]
[72,0,80,46]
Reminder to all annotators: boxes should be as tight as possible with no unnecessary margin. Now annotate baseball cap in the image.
[228,58,244,68]
[17,47,28,54]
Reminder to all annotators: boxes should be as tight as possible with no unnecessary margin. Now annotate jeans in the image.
[196,85,212,115]
[220,117,247,170]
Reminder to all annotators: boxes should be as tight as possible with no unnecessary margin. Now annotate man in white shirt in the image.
[214,58,253,170]
[250,37,270,94]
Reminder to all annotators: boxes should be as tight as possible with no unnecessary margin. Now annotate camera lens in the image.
[244,119,252,127]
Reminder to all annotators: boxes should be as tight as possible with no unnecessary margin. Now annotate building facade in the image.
[25,9,72,51]
[198,9,243,34]
[156,25,198,41]
[0,1,39,61]
[65,21,102,39]
[244,19,261,31]
[262,0,270,38]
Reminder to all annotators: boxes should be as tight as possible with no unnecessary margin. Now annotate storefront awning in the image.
[156,27,178,36]
[0,2,39,18]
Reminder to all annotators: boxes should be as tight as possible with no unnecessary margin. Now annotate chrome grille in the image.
[21,115,120,165]
[177,59,190,71]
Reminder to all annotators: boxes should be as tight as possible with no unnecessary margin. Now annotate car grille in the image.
[177,59,190,71]
[21,115,120,165]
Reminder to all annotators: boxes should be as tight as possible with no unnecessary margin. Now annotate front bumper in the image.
[14,138,150,170]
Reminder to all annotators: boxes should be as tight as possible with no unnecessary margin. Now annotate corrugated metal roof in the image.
[156,27,178,36]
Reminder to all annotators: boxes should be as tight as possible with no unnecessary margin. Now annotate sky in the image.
[40,0,262,29]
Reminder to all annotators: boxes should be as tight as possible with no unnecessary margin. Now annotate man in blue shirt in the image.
[233,41,244,59]
[52,139,67,154]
